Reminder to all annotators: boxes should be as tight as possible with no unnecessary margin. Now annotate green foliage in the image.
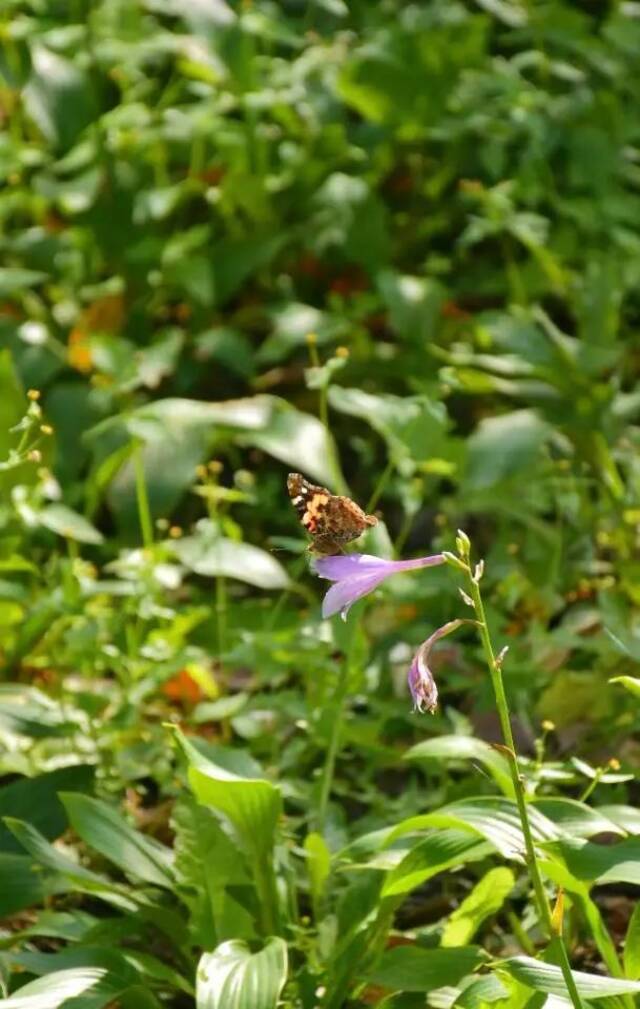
[1,0,640,1006]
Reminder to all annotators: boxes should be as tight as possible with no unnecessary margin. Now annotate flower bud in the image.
[456,528,471,558]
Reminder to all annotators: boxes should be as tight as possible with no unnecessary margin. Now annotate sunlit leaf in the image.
[196,938,287,1009]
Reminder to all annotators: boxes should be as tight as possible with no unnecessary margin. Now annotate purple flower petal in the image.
[315,552,446,619]
[321,572,388,619]
[315,553,444,582]
[408,619,468,713]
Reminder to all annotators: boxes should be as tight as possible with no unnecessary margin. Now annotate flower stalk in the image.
[456,537,584,1009]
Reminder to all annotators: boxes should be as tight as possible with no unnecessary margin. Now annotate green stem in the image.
[466,564,584,1009]
[133,441,153,549]
[317,664,349,833]
[253,849,281,937]
[366,457,395,515]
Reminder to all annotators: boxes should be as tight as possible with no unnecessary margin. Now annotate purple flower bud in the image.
[408,619,467,714]
[314,552,446,620]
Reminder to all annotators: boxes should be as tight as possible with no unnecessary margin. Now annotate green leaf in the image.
[304,831,331,911]
[178,733,281,864]
[381,830,492,898]
[624,901,640,979]
[465,410,550,489]
[377,270,444,343]
[38,504,104,544]
[363,946,487,992]
[405,735,514,798]
[328,387,448,471]
[23,45,94,150]
[4,817,136,910]
[60,793,175,888]
[0,968,109,1009]
[172,797,255,946]
[0,685,82,738]
[533,798,626,839]
[388,797,561,861]
[0,765,94,853]
[0,270,49,297]
[0,853,64,917]
[89,395,342,528]
[196,938,288,1009]
[609,676,640,699]
[442,866,515,946]
[502,956,640,998]
[172,535,290,589]
[541,836,640,887]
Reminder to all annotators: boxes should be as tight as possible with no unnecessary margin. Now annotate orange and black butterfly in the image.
[287,473,377,555]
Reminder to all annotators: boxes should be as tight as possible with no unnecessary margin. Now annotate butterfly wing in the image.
[288,473,377,555]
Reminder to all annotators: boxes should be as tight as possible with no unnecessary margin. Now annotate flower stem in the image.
[317,663,349,833]
[466,565,584,1009]
[366,457,395,515]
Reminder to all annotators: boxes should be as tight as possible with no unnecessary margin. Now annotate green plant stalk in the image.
[253,847,281,937]
[316,664,349,833]
[133,441,153,549]
[467,567,584,1009]
[366,457,395,515]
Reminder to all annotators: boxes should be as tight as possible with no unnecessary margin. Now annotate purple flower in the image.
[408,619,467,713]
[314,552,446,620]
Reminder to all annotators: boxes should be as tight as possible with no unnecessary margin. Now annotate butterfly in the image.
[287,472,377,555]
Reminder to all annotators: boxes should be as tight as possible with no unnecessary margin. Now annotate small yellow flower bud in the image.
[305,331,318,347]
[28,449,42,463]
[608,757,621,771]
[195,465,207,479]
[156,518,169,531]
[169,525,182,538]
[208,460,223,474]
[27,389,41,401]
[335,346,349,358]
[541,719,555,732]
[40,424,53,435]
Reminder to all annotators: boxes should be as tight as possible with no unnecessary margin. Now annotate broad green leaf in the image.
[405,735,514,798]
[0,909,97,944]
[533,799,626,839]
[4,817,136,909]
[609,676,640,699]
[196,938,288,1009]
[0,853,64,917]
[381,830,492,898]
[388,797,561,860]
[23,45,94,150]
[363,946,487,992]
[502,956,640,998]
[541,836,640,887]
[60,793,175,888]
[172,535,289,589]
[38,504,104,544]
[598,806,640,835]
[465,410,550,489]
[172,797,255,946]
[175,730,281,864]
[454,973,510,1007]
[0,765,94,853]
[0,969,108,1008]
[90,395,342,527]
[442,866,515,946]
[328,387,448,470]
[624,902,640,979]
[377,270,444,344]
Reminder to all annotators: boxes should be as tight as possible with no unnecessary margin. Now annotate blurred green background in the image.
[2,1,640,1002]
